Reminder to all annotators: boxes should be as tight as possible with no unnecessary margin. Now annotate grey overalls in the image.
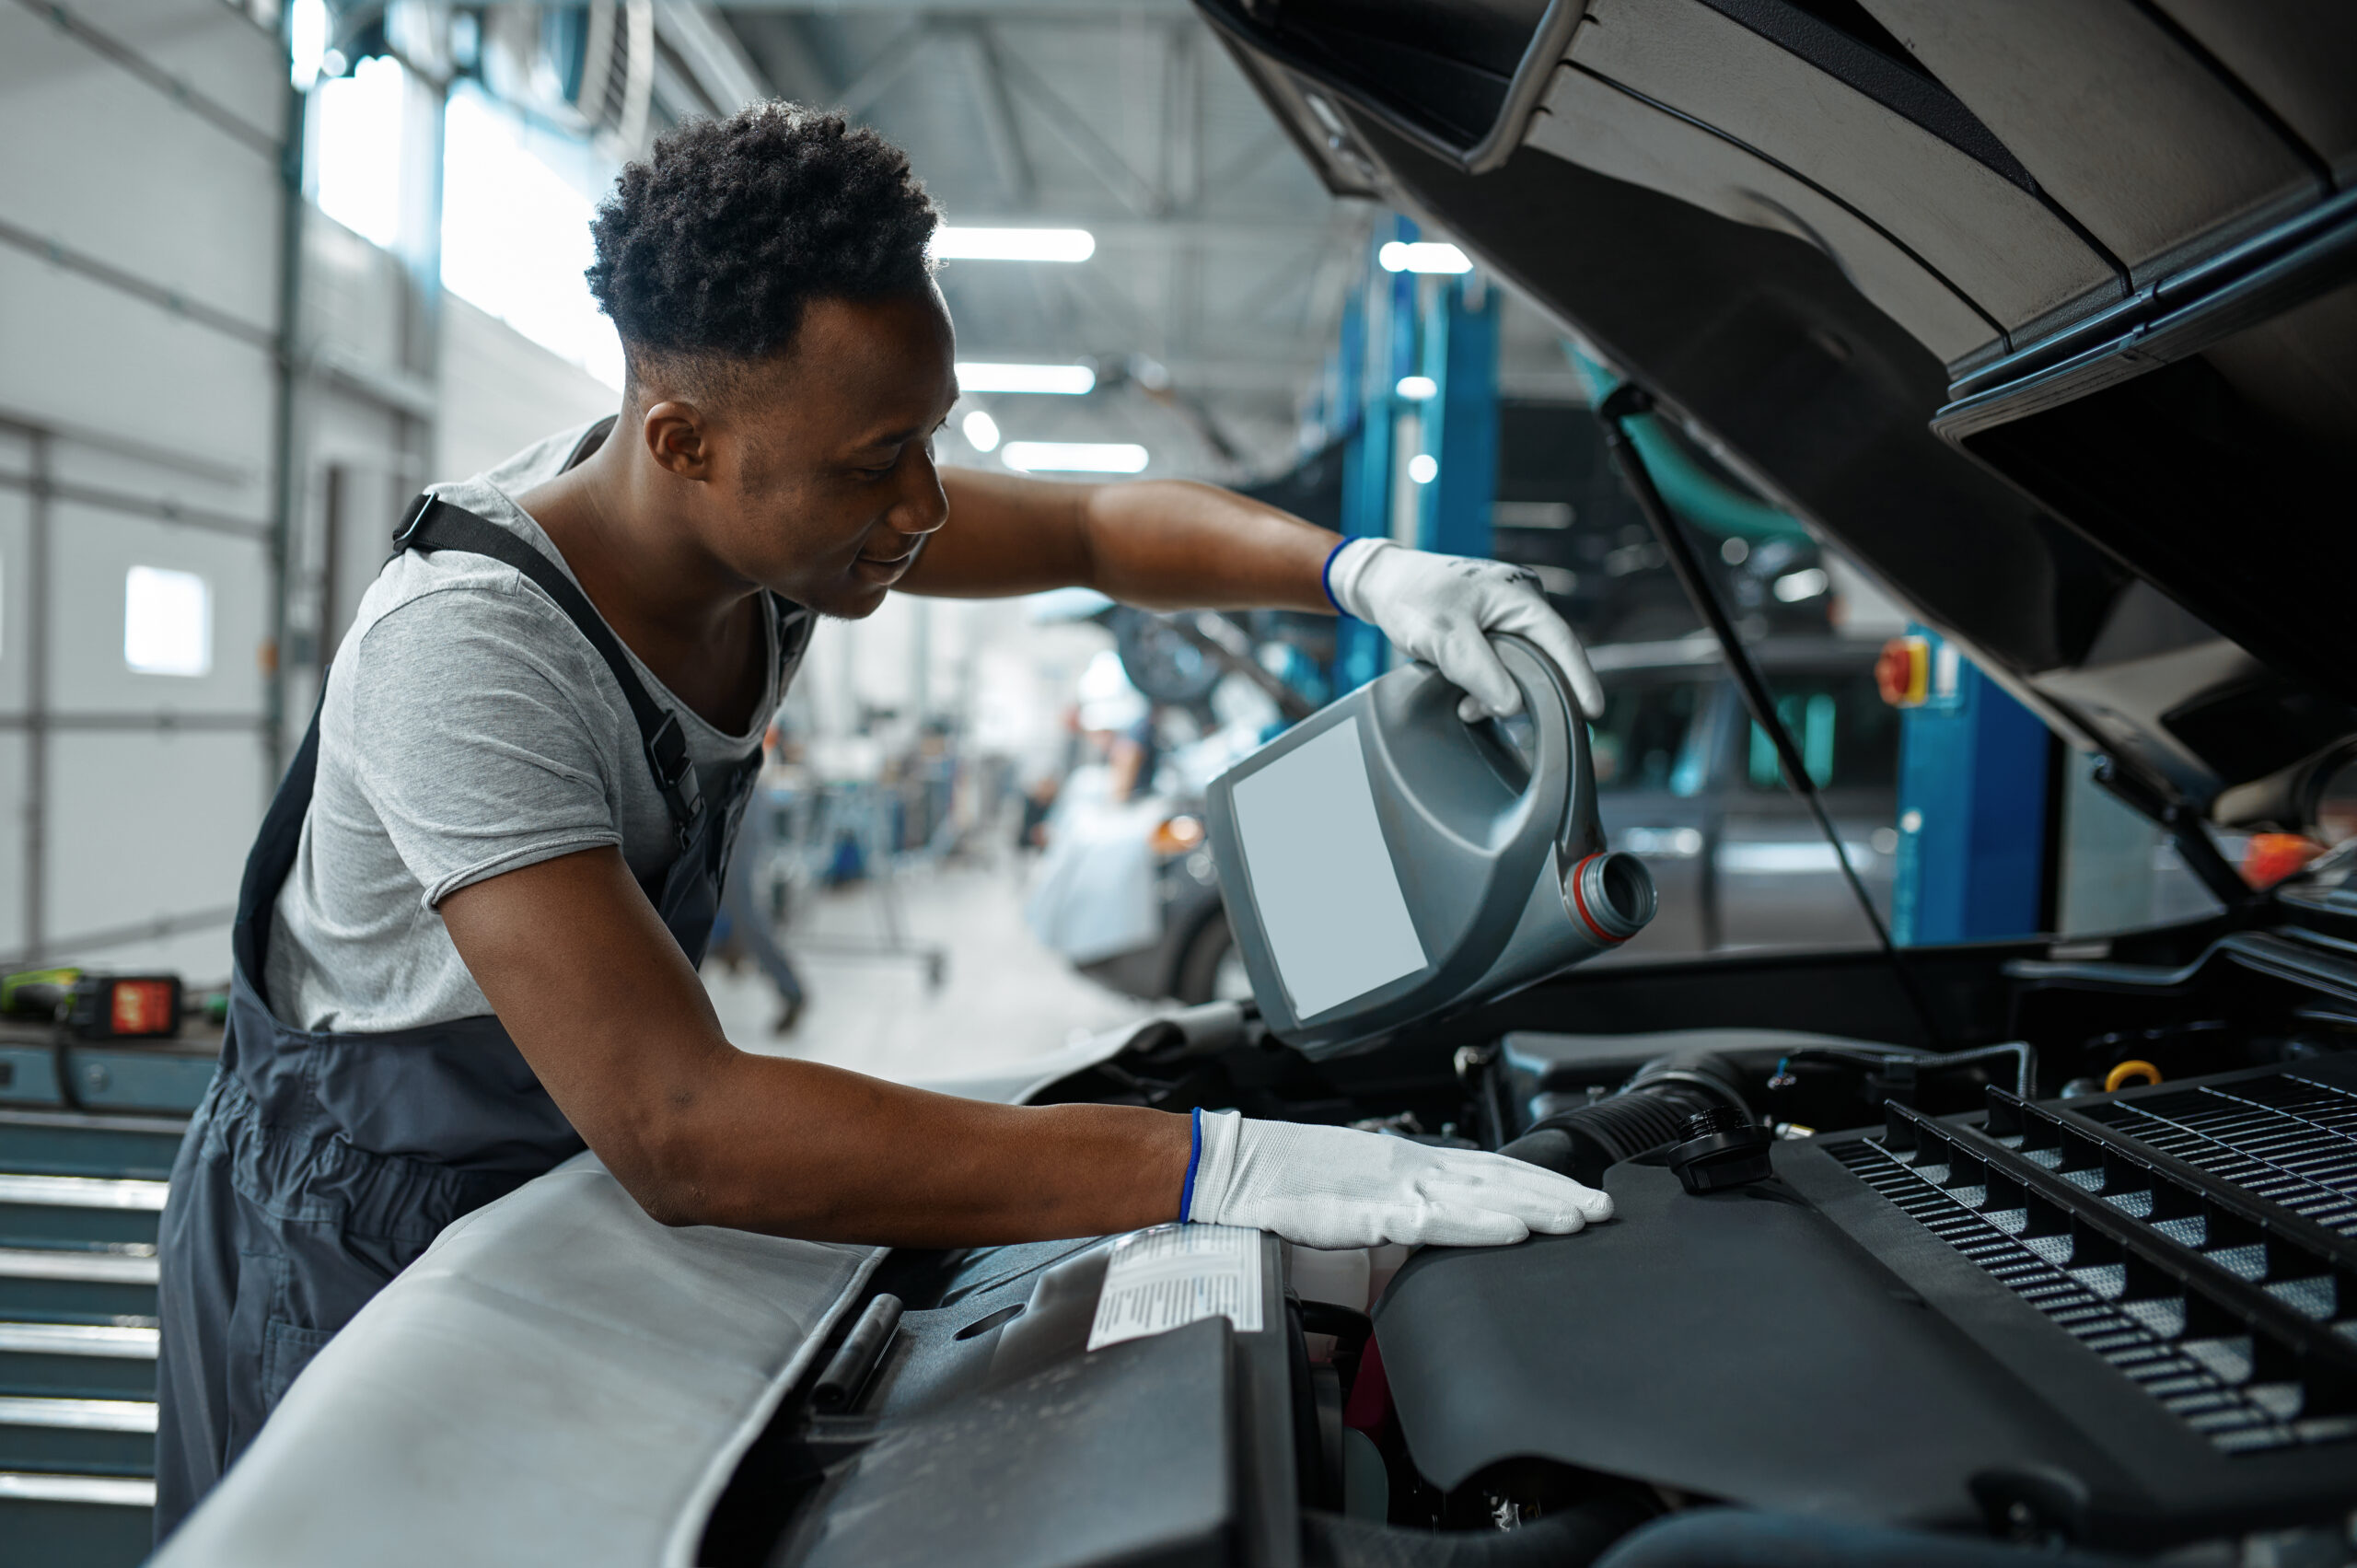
[152,491,812,1537]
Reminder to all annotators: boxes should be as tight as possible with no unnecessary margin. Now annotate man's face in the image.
[673,288,958,620]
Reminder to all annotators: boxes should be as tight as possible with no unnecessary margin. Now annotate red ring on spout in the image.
[1568,853,1627,945]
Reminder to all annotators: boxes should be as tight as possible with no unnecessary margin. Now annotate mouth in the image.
[850,540,920,585]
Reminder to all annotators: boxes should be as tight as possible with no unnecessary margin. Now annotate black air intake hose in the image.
[1498,1051,1749,1185]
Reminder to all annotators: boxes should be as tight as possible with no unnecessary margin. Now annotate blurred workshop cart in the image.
[727,777,949,1034]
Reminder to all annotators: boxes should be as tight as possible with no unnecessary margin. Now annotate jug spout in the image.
[1564,850,1658,947]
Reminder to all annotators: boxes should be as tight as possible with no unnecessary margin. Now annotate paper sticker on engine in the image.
[1086,1224,1264,1351]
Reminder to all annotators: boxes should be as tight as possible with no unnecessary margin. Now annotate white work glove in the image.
[1184,1109,1613,1249]
[1327,538,1605,722]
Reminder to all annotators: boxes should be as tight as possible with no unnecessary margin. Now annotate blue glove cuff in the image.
[1320,539,1354,619]
[1178,1106,1204,1223]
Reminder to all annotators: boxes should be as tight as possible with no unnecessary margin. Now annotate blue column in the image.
[1334,215,1417,692]
[1890,630,2050,945]
[1417,275,1499,560]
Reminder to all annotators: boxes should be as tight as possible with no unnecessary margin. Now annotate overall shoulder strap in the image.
[392,494,704,849]
[770,593,815,677]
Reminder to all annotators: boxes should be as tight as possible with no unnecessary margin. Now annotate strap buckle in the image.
[644,713,705,848]
[391,492,435,549]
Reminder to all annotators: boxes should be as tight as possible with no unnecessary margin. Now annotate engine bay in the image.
[702,910,2357,1567]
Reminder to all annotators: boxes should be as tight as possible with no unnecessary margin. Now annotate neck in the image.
[521,425,758,655]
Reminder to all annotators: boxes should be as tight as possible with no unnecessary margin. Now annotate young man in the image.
[154,105,1614,1530]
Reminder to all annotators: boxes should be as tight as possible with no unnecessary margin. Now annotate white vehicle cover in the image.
[155,1019,1157,1567]
[155,1156,881,1568]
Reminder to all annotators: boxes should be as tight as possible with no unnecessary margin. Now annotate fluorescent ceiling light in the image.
[1395,375,1437,401]
[1408,453,1439,484]
[961,410,1001,453]
[958,362,1096,395]
[934,227,1096,262]
[1378,241,1472,274]
[1004,442,1149,474]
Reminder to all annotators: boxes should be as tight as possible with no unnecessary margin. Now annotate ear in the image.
[641,400,714,480]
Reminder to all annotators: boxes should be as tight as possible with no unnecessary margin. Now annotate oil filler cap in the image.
[1666,1107,1774,1194]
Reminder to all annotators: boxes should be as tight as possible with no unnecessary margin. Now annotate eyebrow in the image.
[849,399,956,451]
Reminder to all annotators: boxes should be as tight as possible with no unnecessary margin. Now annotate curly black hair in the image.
[586,104,938,379]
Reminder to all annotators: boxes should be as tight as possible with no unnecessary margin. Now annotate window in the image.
[312,53,411,250]
[440,83,624,389]
[1744,671,1898,792]
[1590,677,1712,796]
[124,566,212,677]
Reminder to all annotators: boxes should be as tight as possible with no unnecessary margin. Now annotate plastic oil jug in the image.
[1203,633,1655,1054]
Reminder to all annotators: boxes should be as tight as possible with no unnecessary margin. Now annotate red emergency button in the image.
[1876,636,1930,708]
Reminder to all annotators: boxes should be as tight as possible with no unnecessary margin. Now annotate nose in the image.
[892,443,950,540]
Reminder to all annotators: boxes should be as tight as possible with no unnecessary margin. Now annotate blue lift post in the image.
[1332,215,1500,691]
[1335,215,1417,691]
[1888,628,2050,945]
[1416,271,1501,561]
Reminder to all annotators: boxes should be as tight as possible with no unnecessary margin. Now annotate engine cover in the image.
[1376,1059,2357,1551]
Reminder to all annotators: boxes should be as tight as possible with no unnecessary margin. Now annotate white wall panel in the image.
[305,214,412,374]
[0,733,23,956]
[0,247,276,479]
[52,1,285,143]
[47,437,271,533]
[45,730,261,946]
[68,923,237,988]
[0,488,26,714]
[0,6,281,333]
[49,503,269,714]
[436,296,619,483]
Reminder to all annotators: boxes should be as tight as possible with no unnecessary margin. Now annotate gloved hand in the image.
[1183,1109,1614,1249]
[1326,538,1605,722]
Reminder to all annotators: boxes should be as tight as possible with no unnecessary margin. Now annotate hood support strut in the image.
[1596,383,1943,1049]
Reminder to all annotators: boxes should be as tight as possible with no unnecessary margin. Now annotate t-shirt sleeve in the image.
[344,583,624,906]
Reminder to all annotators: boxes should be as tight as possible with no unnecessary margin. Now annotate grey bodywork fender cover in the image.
[154,1153,881,1568]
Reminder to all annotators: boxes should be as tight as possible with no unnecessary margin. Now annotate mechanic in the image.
[154,103,1616,1533]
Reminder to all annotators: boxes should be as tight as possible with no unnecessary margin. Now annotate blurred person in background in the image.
[155,102,1610,1535]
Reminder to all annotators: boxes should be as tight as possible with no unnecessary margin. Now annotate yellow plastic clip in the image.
[2103,1059,2163,1093]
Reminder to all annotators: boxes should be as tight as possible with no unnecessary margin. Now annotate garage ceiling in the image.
[660,2,1365,480]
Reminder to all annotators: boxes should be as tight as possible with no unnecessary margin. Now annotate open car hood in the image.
[1199,0,2357,833]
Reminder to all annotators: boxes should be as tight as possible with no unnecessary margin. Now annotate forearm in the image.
[905,469,1340,612]
[1077,480,1339,613]
[657,1054,1193,1245]
[445,847,1191,1248]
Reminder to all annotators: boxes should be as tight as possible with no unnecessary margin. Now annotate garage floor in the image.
[702,854,1154,1086]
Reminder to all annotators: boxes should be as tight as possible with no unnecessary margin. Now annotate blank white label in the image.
[1231,716,1428,1018]
[1087,1225,1262,1351]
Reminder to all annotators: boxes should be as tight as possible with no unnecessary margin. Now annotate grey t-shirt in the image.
[264,420,792,1033]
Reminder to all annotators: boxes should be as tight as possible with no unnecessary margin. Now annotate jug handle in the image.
[1477,632,1594,857]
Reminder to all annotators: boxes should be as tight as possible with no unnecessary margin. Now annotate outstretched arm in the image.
[441,844,1193,1246]
[899,468,1340,613]
[900,467,1603,718]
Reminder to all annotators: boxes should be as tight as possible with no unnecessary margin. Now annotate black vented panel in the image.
[2081,1073,2357,1238]
[1824,1071,2357,1457]
[1829,1138,2316,1451]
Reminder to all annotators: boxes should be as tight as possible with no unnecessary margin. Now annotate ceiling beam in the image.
[723,12,839,102]
[832,20,933,116]
[655,3,772,112]
[943,21,1032,203]
[989,46,1162,216]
